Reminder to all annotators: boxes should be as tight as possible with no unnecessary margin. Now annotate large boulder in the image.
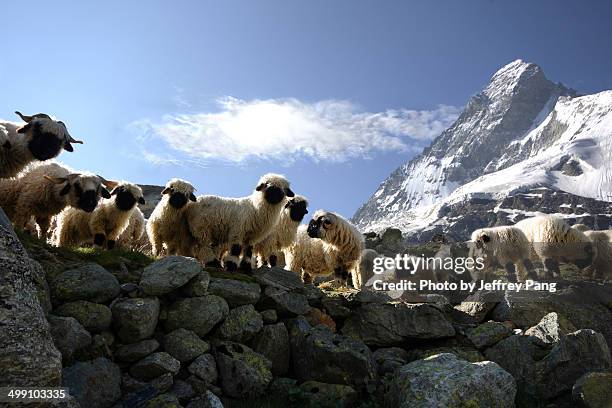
[525,312,577,346]
[140,256,202,296]
[289,317,377,389]
[165,296,229,337]
[372,347,409,377]
[182,270,211,297]
[252,266,304,291]
[384,353,516,408]
[62,357,122,408]
[251,322,290,376]
[0,218,62,386]
[163,328,210,363]
[215,304,263,343]
[48,315,92,362]
[259,286,311,316]
[188,354,218,384]
[215,341,273,399]
[115,339,160,363]
[207,278,261,307]
[130,352,181,381]
[466,320,513,349]
[342,303,455,346]
[55,300,112,333]
[111,297,160,342]
[572,372,612,408]
[50,263,120,305]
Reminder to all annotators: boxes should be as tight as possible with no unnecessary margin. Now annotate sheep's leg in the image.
[224,244,241,272]
[301,271,313,284]
[269,254,278,267]
[239,245,254,274]
[504,261,518,283]
[334,266,349,285]
[543,258,559,278]
[522,259,539,281]
[107,240,116,250]
[93,233,106,248]
[35,216,50,240]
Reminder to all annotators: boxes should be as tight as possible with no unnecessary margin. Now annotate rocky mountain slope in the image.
[353,60,612,241]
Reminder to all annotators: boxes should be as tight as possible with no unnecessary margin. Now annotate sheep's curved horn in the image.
[43,175,68,184]
[15,111,51,123]
[97,175,119,189]
[65,134,83,144]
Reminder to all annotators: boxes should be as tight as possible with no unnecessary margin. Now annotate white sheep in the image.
[253,195,308,267]
[285,210,364,286]
[468,226,538,282]
[571,223,590,232]
[0,162,112,238]
[582,230,612,279]
[186,173,294,272]
[55,182,145,249]
[515,215,596,278]
[146,178,197,257]
[116,207,147,250]
[0,111,82,179]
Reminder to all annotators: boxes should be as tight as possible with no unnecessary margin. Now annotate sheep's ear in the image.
[110,186,121,196]
[63,141,74,152]
[138,197,145,205]
[59,183,71,196]
[162,187,172,195]
[285,188,295,197]
[481,234,490,243]
[284,200,293,208]
[256,183,266,191]
[189,193,197,202]
[101,188,111,199]
[17,123,31,134]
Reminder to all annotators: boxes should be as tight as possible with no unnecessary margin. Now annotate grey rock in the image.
[525,312,577,345]
[385,353,516,408]
[289,317,377,389]
[150,373,174,394]
[372,347,409,376]
[144,393,181,408]
[208,278,261,307]
[74,333,112,361]
[301,284,325,306]
[163,328,210,362]
[320,294,352,319]
[62,357,121,408]
[342,303,455,346]
[253,266,304,291]
[572,371,612,408]
[453,290,502,324]
[251,322,290,376]
[466,320,513,349]
[268,377,299,397]
[48,315,91,362]
[182,270,211,297]
[55,300,112,333]
[188,353,218,384]
[299,381,358,408]
[111,297,160,342]
[141,256,202,296]
[116,339,160,362]
[186,391,224,408]
[215,341,273,398]
[260,309,277,324]
[216,304,263,343]
[165,295,229,337]
[169,379,196,404]
[50,263,120,304]
[130,352,181,381]
[260,286,311,316]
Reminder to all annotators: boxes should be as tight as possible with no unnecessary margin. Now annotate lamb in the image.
[146,178,197,257]
[468,226,538,282]
[116,207,147,250]
[515,215,596,278]
[186,173,294,272]
[0,111,82,179]
[0,162,112,238]
[55,182,145,249]
[285,210,364,286]
[582,230,612,279]
[253,195,308,267]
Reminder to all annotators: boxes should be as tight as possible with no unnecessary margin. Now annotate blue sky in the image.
[2,0,612,219]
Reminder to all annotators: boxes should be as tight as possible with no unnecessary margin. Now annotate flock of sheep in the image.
[1,111,610,290]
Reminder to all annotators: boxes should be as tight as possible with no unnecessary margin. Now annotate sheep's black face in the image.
[307,219,322,238]
[289,201,308,222]
[28,123,64,161]
[77,187,99,213]
[264,185,285,205]
[115,188,137,211]
[169,192,188,209]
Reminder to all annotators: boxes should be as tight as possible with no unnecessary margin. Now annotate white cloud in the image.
[134,97,460,163]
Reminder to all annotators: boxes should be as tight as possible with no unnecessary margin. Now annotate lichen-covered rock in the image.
[216,304,263,343]
[536,329,612,400]
[169,379,196,404]
[116,339,160,363]
[188,353,218,384]
[130,352,181,381]
[55,300,112,333]
[453,290,502,324]
[410,346,485,363]
[260,286,311,316]
[304,307,336,332]
[289,317,377,389]
[164,328,210,362]
[466,320,513,349]
[62,357,122,408]
[572,371,612,408]
[372,347,409,376]
[251,322,290,376]
[215,341,273,399]
[182,270,211,297]
[165,295,229,337]
[0,218,62,386]
[144,393,181,408]
[253,266,304,291]
[141,256,202,296]
[260,309,277,324]
[186,391,224,408]
[48,315,92,362]
[384,353,516,408]
[320,293,352,319]
[50,263,120,304]
[111,297,160,342]
[342,303,455,346]
[208,278,261,307]
[525,312,577,345]
[299,381,359,408]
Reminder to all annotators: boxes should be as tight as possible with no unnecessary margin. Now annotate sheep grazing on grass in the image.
[468,226,538,283]
[186,173,294,272]
[515,215,596,278]
[582,230,612,279]
[116,207,147,250]
[0,162,111,238]
[55,182,145,249]
[0,111,82,179]
[285,210,364,286]
[147,178,197,257]
[254,195,308,267]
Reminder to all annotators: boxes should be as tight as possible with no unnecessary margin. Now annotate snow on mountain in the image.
[353,60,612,239]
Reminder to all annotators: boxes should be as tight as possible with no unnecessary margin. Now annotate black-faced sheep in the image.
[116,207,147,250]
[0,162,111,238]
[146,178,197,257]
[254,195,308,267]
[285,210,364,286]
[55,182,145,249]
[515,215,596,278]
[186,173,294,272]
[0,111,82,178]
[468,226,538,282]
